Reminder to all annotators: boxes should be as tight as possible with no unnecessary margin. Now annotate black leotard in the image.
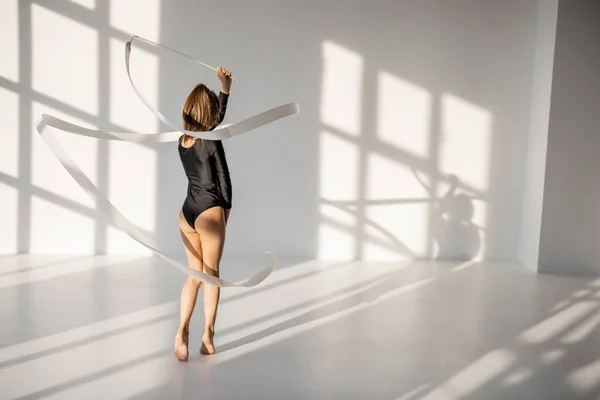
[179,91,232,229]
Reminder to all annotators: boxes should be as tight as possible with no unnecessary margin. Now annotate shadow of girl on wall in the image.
[412,168,482,261]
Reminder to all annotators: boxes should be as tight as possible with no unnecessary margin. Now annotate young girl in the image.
[174,67,233,360]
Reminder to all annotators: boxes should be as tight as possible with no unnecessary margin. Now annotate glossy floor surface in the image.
[1,255,600,399]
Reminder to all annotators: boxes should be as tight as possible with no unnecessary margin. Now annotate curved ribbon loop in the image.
[125,36,299,141]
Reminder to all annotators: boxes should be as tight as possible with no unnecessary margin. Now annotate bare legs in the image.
[175,210,204,361]
[195,206,226,355]
[175,207,227,360]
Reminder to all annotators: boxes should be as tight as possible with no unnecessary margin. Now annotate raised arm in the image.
[215,66,232,126]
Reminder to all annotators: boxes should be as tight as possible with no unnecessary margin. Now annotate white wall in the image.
[0,0,162,255]
[1,0,543,263]
[155,0,541,261]
[517,0,559,272]
[539,0,600,274]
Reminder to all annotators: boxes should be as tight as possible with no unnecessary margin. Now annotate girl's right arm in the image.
[217,66,232,94]
[216,66,232,125]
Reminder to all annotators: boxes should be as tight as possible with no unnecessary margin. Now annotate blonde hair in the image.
[181,83,220,144]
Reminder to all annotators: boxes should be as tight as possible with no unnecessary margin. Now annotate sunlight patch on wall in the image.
[31,102,98,209]
[377,71,431,159]
[319,131,359,200]
[320,41,363,136]
[32,4,98,115]
[367,152,430,200]
[106,141,156,254]
[363,205,423,260]
[0,183,18,253]
[318,40,364,259]
[318,130,359,259]
[0,88,19,178]
[318,206,357,260]
[0,0,19,82]
[439,94,492,192]
[30,195,95,254]
[110,0,161,42]
[109,38,159,133]
[364,153,430,259]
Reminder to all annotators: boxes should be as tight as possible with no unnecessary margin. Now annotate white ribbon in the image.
[33,36,300,287]
[124,35,299,141]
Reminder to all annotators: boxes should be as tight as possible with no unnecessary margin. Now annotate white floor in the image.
[1,255,600,400]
